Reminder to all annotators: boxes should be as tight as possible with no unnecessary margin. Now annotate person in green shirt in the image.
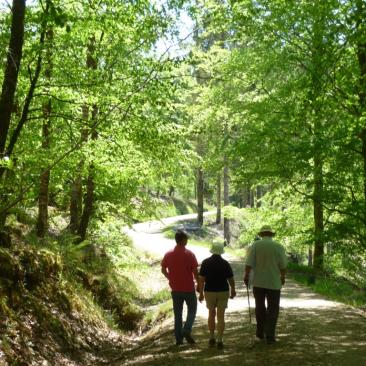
[244,225,287,344]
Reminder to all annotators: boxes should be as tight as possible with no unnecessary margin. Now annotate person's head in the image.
[258,225,275,237]
[210,239,225,255]
[175,229,188,246]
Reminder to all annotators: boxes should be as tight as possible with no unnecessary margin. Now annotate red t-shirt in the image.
[161,246,198,292]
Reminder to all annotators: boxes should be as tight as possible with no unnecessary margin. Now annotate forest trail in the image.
[119,215,366,366]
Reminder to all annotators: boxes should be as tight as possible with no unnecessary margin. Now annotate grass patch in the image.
[288,263,366,308]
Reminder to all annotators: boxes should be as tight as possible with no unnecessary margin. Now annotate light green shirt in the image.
[245,236,287,290]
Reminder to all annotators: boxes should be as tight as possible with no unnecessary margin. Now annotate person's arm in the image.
[244,244,255,286]
[228,277,236,299]
[161,265,169,280]
[279,246,288,285]
[191,253,199,289]
[280,268,287,285]
[243,265,252,286]
[193,267,199,284]
[198,275,205,302]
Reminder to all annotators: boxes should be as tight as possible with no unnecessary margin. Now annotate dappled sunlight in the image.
[122,215,366,366]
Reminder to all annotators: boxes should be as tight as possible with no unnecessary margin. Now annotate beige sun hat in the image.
[210,240,225,255]
[258,225,275,235]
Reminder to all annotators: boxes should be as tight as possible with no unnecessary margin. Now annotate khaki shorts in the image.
[204,291,230,309]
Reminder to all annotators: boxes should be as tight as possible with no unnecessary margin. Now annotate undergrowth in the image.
[287,263,366,308]
[0,208,172,364]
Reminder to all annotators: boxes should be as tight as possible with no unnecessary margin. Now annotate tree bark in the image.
[36,26,53,238]
[69,162,83,234]
[197,168,204,226]
[76,36,98,241]
[355,0,366,226]
[216,173,221,224]
[223,164,231,244]
[310,5,326,271]
[0,0,25,156]
[77,106,98,242]
[70,105,88,234]
[0,0,26,229]
[313,153,324,270]
[77,165,94,242]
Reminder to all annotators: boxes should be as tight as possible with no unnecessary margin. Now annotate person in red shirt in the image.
[161,229,199,345]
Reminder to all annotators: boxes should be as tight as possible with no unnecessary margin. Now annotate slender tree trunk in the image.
[70,105,88,234]
[0,0,26,229]
[256,185,262,207]
[76,37,98,241]
[216,173,221,224]
[310,6,326,271]
[37,27,53,238]
[70,162,83,234]
[313,153,324,270]
[223,164,230,244]
[77,106,98,242]
[197,168,204,226]
[308,247,313,267]
[0,0,25,156]
[355,0,366,227]
[77,166,94,242]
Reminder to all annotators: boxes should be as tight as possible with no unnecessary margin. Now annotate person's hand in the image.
[199,293,204,303]
[230,289,236,299]
[243,275,249,286]
[281,276,286,285]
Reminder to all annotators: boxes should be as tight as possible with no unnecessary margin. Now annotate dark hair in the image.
[175,229,188,244]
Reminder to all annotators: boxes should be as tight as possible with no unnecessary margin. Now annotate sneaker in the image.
[183,332,196,344]
[217,341,224,350]
[176,340,183,346]
[266,337,276,345]
[209,338,216,347]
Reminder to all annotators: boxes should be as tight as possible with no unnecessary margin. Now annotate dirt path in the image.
[119,215,366,366]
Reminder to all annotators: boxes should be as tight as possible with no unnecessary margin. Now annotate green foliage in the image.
[290,263,366,308]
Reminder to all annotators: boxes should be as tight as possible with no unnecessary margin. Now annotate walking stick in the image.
[246,284,252,324]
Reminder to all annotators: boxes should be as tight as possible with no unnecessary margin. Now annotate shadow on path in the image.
[118,215,366,366]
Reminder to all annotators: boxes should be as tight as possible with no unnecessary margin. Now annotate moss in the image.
[0,248,24,284]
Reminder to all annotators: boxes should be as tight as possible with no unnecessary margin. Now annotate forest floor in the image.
[112,214,366,366]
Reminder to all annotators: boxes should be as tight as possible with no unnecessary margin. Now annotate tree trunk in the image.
[310,6,326,271]
[355,0,366,227]
[77,166,94,242]
[36,27,53,238]
[77,106,98,242]
[308,247,313,267]
[313,153,324,270]
[70,162,83,234]
[0,0,25,156]
[76,37,98,241]
[223,164,231,244]
[0,0,26,228]
[197,167,204,226]
[256,185,262,207]
[216,173,221,224]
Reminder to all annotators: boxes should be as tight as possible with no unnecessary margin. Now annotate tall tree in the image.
[0,0,25,158]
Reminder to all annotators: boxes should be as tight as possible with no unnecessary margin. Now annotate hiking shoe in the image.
[217,341,224,350]
[183,332,196,344]
[176,340,183,346]
[266,337,276,345]
[209,338,216,347]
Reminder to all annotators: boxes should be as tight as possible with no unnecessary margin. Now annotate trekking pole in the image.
[246,284,252,324]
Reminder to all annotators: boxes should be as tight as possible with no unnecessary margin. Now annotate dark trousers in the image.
[171,291,197,342]
[253,287,281,340]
